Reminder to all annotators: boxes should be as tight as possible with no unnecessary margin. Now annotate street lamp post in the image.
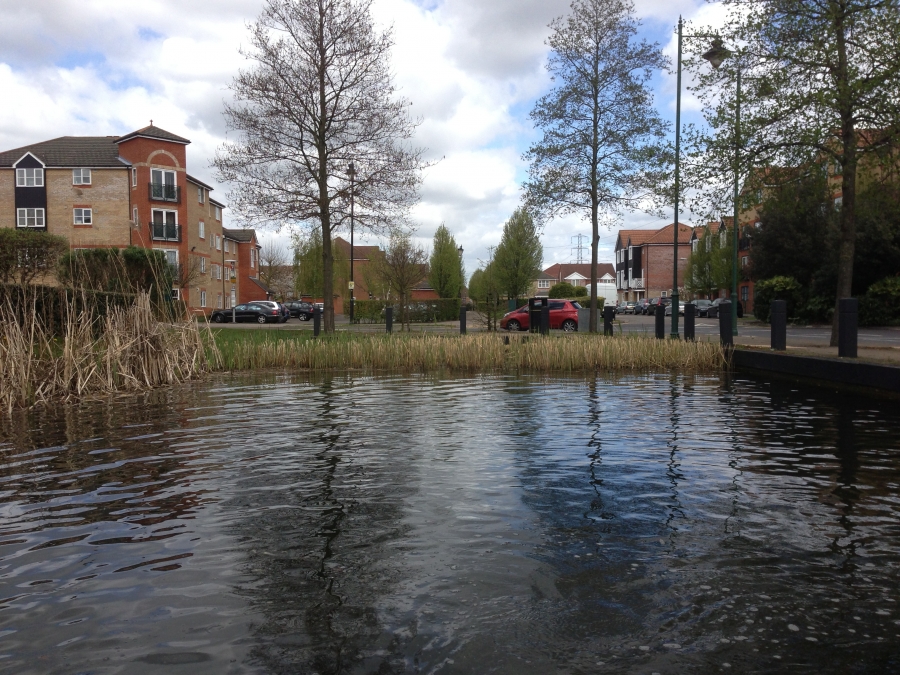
[702,37,740,336]
[457,245,465,334]
[672,19,738,338]
[348,162,356,324]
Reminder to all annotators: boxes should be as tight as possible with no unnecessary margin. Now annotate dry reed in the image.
[212,332,726,374]
[0,291,213,413]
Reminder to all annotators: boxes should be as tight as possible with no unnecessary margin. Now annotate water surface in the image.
[1,373,899,674]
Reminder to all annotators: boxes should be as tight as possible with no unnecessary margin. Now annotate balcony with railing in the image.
[629,277,644,289]
[151,221,180,242]
[149,182,181,204]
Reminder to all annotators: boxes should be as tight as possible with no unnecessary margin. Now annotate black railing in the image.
[149,182,181,203]
[151,222,180,242]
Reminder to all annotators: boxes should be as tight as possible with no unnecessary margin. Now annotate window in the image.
[198,220,205,239]
[73,208,92,225]
[17,208,45,228]
[151,209,178,240]
[741,255,749,267]
[73,168,91,185]
[200,290,207,308]
[692,239,699,252]
[216,235,221,250]
[214,205,221,220]
[740,286,749,302]
[132,207,139,224]
[216,264,222,280]
[250,249,256,268]
[171,288,180,300]
[16,168,43,187]
[200,257,207,274]
[834,196,843,208]
[163,249,178,267]
[217,293,223,309]
[198,187,204,204]
[132,168,137,187]
[661,291,667,297]
[833,160,843,176]
[224,240,229,253]
[150,169,177,201]
[225,294,231,309]
[538,280,550,289]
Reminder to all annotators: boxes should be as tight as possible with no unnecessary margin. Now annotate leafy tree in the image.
[428,224,464,299]
[686,0,900,344]
[258,243,293,300]
[0,229,68,287]
[58,246,174,304]
[467,264,503,331]
[292,229,348,300]
[524,0,669,331]
[214,0,427,333]
[370,232,428,331]
[492,208,543,300]
[549,282,576,298]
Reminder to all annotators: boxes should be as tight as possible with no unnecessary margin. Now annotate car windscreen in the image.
[572,302,583,309]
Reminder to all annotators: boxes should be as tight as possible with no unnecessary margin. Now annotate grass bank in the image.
[209,330,726,373]
[1,292,210,413]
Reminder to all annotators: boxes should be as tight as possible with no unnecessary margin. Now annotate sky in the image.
[0,0,727,276]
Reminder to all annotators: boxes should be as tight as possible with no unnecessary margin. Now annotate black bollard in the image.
[313,306,321,337]
[540,300,550,336]
[385,306,393,334]
[603,305,615,336]
[684,303,695,341]
[838,298,858,358]
[529,298,539,334]
[770,299,786,351]
[718,300,733,347]
[459,302,467,335]
[655,305,665,339]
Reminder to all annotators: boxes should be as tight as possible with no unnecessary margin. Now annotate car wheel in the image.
[562,319,576,332]
[213,314,224,323]
[507,319,521,331]
[299,314,309,321]
[257,315,267,324]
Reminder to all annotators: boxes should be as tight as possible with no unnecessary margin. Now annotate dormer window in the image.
[16,168,43,187]
[73,168,91,185]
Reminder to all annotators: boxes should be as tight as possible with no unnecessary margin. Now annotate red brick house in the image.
[614,223,694,302]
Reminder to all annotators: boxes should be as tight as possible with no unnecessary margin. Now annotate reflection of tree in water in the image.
[232,375,415,674]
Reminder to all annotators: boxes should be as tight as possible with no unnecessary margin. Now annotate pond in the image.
[1,373,899,674]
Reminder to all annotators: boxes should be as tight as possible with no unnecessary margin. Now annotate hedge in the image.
[0,284,139,335]
[353,298,461,323]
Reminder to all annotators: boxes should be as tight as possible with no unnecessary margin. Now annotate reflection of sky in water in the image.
[0,373,898,674]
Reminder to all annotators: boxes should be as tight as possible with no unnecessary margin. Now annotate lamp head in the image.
[702,38,731,70]
[457,245,464,257]
[348,162,356,177]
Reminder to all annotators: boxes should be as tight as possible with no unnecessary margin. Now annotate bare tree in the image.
[371,232,428,331]
[214,0,427,333]
[258,243,293,299]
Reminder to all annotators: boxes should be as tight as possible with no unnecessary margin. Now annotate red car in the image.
[500,300,581,332]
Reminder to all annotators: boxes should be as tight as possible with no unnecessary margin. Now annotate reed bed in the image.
[0,292,212,412]
[211,332,726,373]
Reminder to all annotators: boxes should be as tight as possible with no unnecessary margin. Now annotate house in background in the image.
[543,263,616,289]
[0,124,261,316]
[532,271,556,297]
[614,223,694,302]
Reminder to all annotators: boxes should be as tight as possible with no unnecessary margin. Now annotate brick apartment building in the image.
[614,223,694,302]
[0,124,266,315]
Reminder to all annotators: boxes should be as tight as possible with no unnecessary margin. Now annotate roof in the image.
[223,228,257,243]
[0,136,129,168]
[537,271,555,280]
[616,229,656,248]
[644,223,694,245]
[250,277,273,294]
[115,125,190,145]
[543,263,616,282]
[186,173,214,191]
[333,236,381,261]
[209,197,227,208]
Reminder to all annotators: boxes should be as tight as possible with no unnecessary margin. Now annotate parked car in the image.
[252,300,290,323]
[706,297,744,318]
[500,300,581,332]
[665,301,686,316]
[210,303,282,324]
[617,301,629,314]
[624,302,636,314]
[285,301,315,320]
[635,299,651,314]
[647,297,671,315]
[691,299,713,317]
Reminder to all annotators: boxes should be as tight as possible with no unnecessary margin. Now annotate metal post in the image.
[671,16,683,339]
[385,305,393,334]
[459,301,467,335]
[348,162,356,324]
[655,306,665,339]
[684,303,695,341]
[540,298,549,336]
[731,66,740,337]
[719,300,733,347]
[313,305,321,337]
[529,298,538,334]
[838,298,857,358]
[603,305,614,336]
[770,299,786,351]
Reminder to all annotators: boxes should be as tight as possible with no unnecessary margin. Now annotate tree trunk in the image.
[317,0,334,334]
[830,144,857,347]
[590,204,599,333]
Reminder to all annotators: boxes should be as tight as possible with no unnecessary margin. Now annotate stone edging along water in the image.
[730,347,900,395]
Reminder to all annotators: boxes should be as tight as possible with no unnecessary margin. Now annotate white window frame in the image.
[661,290,667,297]
[132,167,137,187]
[17,208,45,228]
[73,208,92,225]
[171,288,180,301]
[161,249,179,268]
[214,205,221,220]
[200,290,207,308]
[217,293,223,309]
[200,257,207,274]
[216,235,221,251]
[198,220,205,239]
[16,168,44,187]
[224,240,229,253]
[198,187,204,204]
[834,196,843,208]
[73,168,91,185]
[151,208,179,241]
[251,248,256,268]
[132,207,139,225]
[741,255,749,267]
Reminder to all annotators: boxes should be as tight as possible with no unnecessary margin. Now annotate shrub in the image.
[753,276,803,322]
[573,285,588,297]
[549,282,576,298]
[353,298,461,323]
[860,276,900,326]
[0,229,68,286]
[59,246,174,303]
